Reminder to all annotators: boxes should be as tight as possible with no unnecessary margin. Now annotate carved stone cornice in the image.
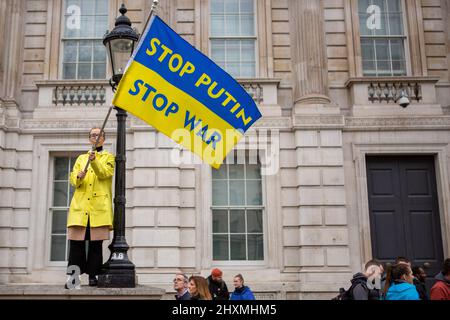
[20,119,120,132]
[293,115,345,129]
[345,116,450,130]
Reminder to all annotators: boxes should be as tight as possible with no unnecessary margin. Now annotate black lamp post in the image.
[97,4,139,288]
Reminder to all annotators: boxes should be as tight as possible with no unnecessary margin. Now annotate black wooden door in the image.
[366,156,444,286]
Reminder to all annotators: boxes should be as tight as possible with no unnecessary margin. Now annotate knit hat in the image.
[211,268,223,277]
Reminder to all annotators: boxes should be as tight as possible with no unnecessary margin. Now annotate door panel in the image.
[366,156,444,288]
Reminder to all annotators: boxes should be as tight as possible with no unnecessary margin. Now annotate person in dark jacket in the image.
[350,259,383,300]
[430,259,450,300]
[385,264,420,300]
[230,274,255,300]
[206,268,229,300]
[173,273,191,300]
[412,266,429,300]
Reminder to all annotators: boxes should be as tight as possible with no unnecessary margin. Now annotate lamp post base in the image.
[98,273,137,288]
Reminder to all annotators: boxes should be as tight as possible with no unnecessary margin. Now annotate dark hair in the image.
[442,258,450,276]
[411,266,423,276]
[89,127,106,139]
[364,259,382,271]
[383,263,412,295]
[395,257,410,265]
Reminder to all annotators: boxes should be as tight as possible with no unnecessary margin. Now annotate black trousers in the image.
[67,221,103,277]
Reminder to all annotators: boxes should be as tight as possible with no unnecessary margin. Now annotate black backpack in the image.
[332,280,369,300]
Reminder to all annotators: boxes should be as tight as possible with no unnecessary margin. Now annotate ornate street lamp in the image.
[98,4,139,288]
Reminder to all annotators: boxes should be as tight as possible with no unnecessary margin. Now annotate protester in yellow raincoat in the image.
[65,127,115,289]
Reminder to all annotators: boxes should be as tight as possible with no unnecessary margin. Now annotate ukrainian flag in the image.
[113,15,262,169]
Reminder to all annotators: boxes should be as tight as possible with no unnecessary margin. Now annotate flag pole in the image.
[139,0,159,42]
[81,0,159,173]
[82,105,114,173]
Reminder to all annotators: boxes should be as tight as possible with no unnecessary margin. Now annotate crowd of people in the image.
[335,257,450,300]
[173,268,256,300]
[173,258,450,301]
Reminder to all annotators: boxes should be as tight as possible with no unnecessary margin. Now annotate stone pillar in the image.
[289,0,330,106]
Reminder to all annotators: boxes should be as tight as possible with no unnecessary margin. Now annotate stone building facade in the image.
[0,0,449,299]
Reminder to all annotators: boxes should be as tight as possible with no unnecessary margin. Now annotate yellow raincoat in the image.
[68,150,115,229]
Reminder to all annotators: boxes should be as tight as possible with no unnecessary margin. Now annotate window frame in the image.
[46,152,82,266]
[346,0,426,78]
[210,152,268,266]
[58,0,109,80]
[357,0,410,77]
[208,0,260,79]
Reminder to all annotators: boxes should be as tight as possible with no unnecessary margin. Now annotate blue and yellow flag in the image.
[113,15,262,169]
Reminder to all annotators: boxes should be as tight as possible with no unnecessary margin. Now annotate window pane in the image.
[246,164,261,179]
[212,180,228,206]
[93,63,106,79]
[241,41,255,62]
[375,39,389,61]
[247,234,264,260]
[50,235,66,261]
[54,157,69,180]
[247,210,263,233]
[229,163,244,179]
[211,41,225,62]
[212,164,227,179]
[93,44,106,62]
[79,41,92,62]
[361,39,375,61]
[81,0,95,15]
[388,13,403,35]
[388,0,402,12]
[230,210,245,233]
[96,0,108,14]
[69,185,75,202]
[363,60,376,75]
[94,15,108,37]
[211,0,224,14]
[78,63,91,79]
[63,42,77,62]
[246,180,262,205]
[229,180,245,205]
[53,181,68,207]
[213,235,229,260]
[240,63,255,78]
[230,235,246,260]
[80,15,94,37]
[63,63,76,79]
[225,15,239,35]
[241,0,254,13]
[213,210,228,233]
[226,40,240,62]
[52,210,68,234]
[390,39,405,60]
[211,15,224,36]
[240,15,254,36]
[225,0,239,13]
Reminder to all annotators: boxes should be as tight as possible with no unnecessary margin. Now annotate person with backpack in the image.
[333,259,383,300]
[206,268,230,300]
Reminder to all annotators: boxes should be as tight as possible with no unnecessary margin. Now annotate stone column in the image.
[289,0,330,106]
